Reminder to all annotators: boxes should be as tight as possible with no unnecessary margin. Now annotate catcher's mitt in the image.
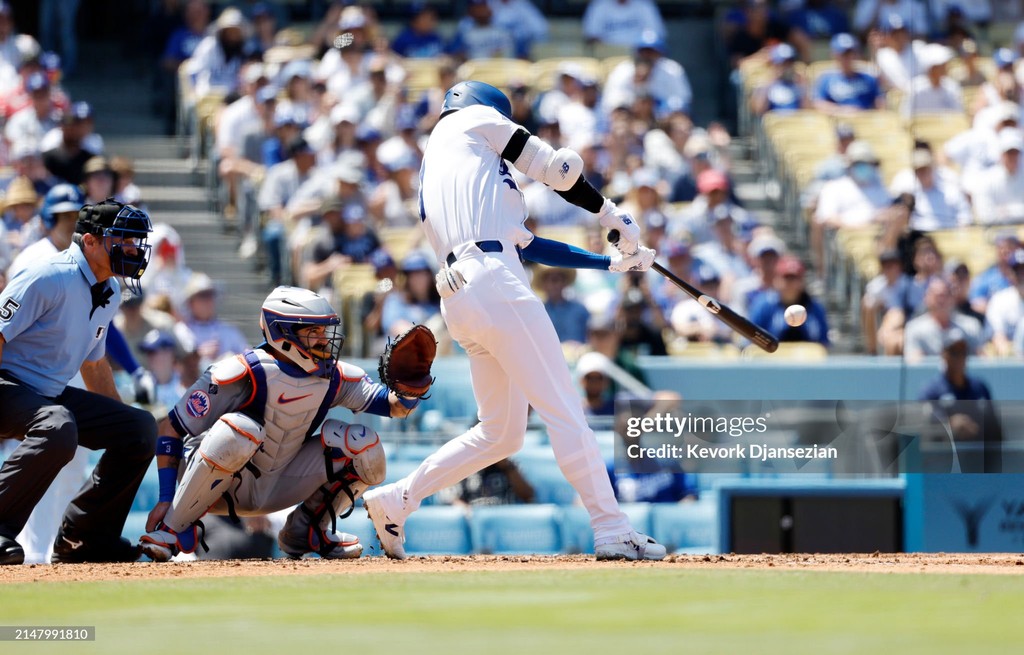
[378,324,437,398]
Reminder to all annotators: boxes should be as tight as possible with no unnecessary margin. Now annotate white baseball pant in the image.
[390,241,631,543]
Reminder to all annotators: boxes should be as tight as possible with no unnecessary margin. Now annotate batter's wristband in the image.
[158,466,178,503]
[156,436,184,458]
[398,396,420,410]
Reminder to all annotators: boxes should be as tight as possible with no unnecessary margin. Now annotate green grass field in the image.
[2,568,1021,655]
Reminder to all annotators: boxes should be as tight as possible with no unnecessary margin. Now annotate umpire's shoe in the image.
[51,528,141,564]
[0,535,25,565]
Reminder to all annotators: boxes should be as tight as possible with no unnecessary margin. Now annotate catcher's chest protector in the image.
[243,349,336,474]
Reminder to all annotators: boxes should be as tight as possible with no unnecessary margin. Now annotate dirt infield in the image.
[2,552,1023,584]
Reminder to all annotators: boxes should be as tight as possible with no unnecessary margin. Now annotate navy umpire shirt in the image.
[0,242,120,398]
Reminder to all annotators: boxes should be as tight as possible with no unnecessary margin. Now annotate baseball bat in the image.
[607,230,779,353]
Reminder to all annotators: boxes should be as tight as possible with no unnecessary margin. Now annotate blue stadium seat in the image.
[470,505,562,555]
[559,503,652,554]
[649,501,718,554]
[404,506,472,555]
[512,450,579,505]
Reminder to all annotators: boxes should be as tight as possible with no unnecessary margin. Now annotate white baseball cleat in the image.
[363,487,408,560]
[595,531,667,561]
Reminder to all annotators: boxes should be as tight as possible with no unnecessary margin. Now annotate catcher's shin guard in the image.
[142,414,264,561]
[277,421,385,559]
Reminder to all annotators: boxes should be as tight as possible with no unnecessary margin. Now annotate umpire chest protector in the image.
[213,349,341,475]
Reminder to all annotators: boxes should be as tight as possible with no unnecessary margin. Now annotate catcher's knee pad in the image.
[321,419,385,486]
[162,413,265,533]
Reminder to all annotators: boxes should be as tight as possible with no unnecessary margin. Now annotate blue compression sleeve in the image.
[520,236,611,270]
[106,323,142,374]
[364,385,392,417]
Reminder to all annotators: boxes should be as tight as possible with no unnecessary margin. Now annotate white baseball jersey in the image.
[418,104,533,260]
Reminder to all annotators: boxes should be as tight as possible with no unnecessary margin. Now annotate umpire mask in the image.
[77,200,154,295]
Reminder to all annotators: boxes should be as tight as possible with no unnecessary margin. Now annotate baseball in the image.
[784,304,807,327]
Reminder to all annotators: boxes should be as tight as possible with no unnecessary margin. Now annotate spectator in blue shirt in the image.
[969,233,1019,315]
[539,267,590,345]
[750,255,830,346]
[381,251,441,338]
[917,327,1002,473]
[446,0,514,62]
[391,3,445,59]
[813,33,883,115]
[751,43,809,115]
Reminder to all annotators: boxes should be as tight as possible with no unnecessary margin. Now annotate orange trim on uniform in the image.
[199,451,233,473]
[336,361,364,383]
[236,356,259,409]
[220,417,262,444]
[213,355,251,384]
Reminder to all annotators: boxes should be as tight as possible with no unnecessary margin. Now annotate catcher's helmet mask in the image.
[260,286,345,378]
[76,198,153,295]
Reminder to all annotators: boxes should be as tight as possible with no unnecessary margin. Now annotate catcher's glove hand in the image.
[378,324,437,398]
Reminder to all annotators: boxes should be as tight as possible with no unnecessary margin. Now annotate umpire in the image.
[0,199,157,565]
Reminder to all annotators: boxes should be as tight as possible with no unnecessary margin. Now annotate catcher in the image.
[140,286,435,561]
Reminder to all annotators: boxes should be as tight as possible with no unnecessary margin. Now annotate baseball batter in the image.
[140,286,423,561]
[364,81,666,560]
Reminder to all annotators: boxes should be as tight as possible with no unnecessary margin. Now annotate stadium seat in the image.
[910,112,971,152]
[404,506,472,555]
[377,227,422,263]
[470,505,562,554]
[400,59,442,97]
[511,451,579,505]
[649,501,718,554]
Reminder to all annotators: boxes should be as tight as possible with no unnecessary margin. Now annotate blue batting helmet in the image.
[40,183,84,230]
[440,81,511,119]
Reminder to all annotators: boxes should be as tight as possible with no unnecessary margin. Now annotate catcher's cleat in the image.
[595,531,667,561]
[277,527,363,560]
[140,522,204,562]
[363,487,407,560]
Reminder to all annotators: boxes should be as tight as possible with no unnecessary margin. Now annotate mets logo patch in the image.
[185,390,211,418]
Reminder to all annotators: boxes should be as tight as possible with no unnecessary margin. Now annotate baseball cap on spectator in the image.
[770,43,797,65]
[998,128,1024,154]
[995,47,1017,69]
[343,204,366,224]
[83,156,113,177]
[575,351,610,380]
[281,60,312,80]
[274,107,300,128]
[632,168,660,190]
[184,272,217,300]
[370,248,395,274]
[879,248,902,264]
[557,62,585,82]
[991,230,1020,247]
[401,251,432,273]
[921,44,954,69]
[846,140,880,164]
[140,329,176,354]
[697,169,729,195]
[62,101,92,124]
[941,327,969,351]
[332,160,363,184]
[830,33,857,55]
[25,71,49,93]
[696,265,721,285]
[835,122,855,141]
[911,147,934,169]
[356,124,382,144]
[3,176,38,210]
[881,13,907,33]
[256,85,278,104]
[243,63,268,86]
[287,136,314,158]
[634,30,666,54]
[683,133,712,160]
[214,7,247,31]
[777,255,806,277]
[338,6,367,30]
[748,234,785,258]
[995,101,1020,126]
[330,103,360,126]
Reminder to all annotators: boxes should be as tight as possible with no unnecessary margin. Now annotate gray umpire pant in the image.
[0,373,156,544]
